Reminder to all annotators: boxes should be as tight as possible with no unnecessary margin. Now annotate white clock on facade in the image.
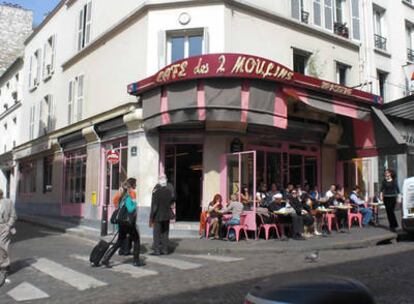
[178,12,191,25]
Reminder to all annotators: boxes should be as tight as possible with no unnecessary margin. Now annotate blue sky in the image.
[6,0,61,26]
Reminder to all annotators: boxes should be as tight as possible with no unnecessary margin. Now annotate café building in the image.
[128,53,405,232]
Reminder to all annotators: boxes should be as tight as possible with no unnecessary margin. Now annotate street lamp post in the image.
[101,202,108,236]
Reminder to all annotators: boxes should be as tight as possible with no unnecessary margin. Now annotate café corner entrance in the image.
[164,144,203,221]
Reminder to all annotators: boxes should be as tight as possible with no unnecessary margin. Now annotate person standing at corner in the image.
[0,189,17,276]
[381,169,400,232]
[102,179,144,267]
[150,175,175,255]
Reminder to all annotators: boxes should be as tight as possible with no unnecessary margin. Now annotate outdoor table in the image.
[369,202,380,225]
[333,205,352,210]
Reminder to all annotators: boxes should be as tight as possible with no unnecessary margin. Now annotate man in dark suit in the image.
[150,175,175,255]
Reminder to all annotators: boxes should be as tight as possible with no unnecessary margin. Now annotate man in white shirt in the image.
[325,184,337,200]
[0,189,16,275]
[349,186,373,227]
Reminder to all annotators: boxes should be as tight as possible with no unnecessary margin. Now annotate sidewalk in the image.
[19,212,398,254]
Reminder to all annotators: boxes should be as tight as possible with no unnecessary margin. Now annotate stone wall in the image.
[0,3,32,75]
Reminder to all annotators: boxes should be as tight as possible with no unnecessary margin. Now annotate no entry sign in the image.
[106,149,120,164]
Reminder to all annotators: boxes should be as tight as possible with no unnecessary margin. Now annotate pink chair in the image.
[348,204,362,229]
[324,213,339,232]
[226,214,249,242]
[257,214,280,240]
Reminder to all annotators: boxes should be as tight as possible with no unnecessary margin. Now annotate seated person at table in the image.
[325,184,337,200]
[288,189,314,240]
[267,183,280,200]
[349,185,373,227]
[207,194,223,239]
[268,193,285,212]
[221,194,244,226]
[329,191,348,231]
[283,182,294,200]
[256,183,271,207]
[310,185,320,200]
[240,185,251,210]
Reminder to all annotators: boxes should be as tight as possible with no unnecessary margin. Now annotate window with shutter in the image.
[47,95,54,132]
[351,0,360,40]
[51,35,56,71]
[77,2,92,51]
[313,0,322,26]
[324,0,333,30]
[29,105,35,140]
[35,49,42,85]
[77,7,84,51]
[28,56,33,89]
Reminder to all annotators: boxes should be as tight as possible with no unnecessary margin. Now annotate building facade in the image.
[6,0,408,235]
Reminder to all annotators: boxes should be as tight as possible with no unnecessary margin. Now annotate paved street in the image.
[1,221,414,304]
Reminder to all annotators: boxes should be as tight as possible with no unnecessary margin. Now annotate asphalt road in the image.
[1,221,414,304]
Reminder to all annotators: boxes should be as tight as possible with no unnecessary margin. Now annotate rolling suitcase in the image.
[89,232,118,267]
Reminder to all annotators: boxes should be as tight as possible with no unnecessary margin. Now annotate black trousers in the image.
[335,210,348,228]
[290,213,304,237]
[103,224,141,263]
[153,220,170,254]
[384,196,398,228]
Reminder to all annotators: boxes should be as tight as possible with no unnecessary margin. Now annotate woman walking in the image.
[381,169,400,232]
[102,179,144,267]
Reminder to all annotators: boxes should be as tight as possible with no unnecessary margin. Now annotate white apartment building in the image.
[0,57,24,201]
[13,0,405,235]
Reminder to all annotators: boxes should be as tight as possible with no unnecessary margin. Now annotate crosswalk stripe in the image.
[180,254,244,262]
[31,258,107,291]
[7,282,49,302]
[70,254,158,278]
[143,255,202,270]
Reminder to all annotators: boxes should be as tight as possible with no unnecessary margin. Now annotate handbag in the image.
[110,196,135,226]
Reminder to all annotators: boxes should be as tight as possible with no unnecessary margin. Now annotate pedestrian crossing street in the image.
[4,253,244,302]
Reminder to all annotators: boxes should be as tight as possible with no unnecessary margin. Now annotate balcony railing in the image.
[408,48,414,62]
[334,22,349,39]
[301,10,309,24]
[374,34,387,51]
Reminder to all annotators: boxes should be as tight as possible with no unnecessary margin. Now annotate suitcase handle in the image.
[109,231,119,244]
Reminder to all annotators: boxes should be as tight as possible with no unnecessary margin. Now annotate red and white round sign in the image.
[106,149,120,164]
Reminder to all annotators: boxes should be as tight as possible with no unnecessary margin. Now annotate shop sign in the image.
[128,53,379,103]
[131,146,137,157]
[394,121,414,146]
[106,149,120,164]
[230,138,244,153]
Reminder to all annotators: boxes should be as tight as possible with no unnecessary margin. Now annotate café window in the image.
[19,160,37,194]
[293,49,310,74]
[64,150,87,204]
[43,156,53,193]
[166,29,205,64]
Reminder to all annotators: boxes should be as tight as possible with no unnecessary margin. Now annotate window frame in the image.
[293,49,311,75]
[377,70,388,101]
[77,1,92,51]
[43,155,54,193]
[166,28,204,64]
[68,75,85,124]
[336,62,351,86]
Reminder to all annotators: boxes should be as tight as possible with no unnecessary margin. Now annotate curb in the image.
[19,216,397,254]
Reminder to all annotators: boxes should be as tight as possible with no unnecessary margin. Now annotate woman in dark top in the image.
[381,169,400,232]
[207,194,223,239]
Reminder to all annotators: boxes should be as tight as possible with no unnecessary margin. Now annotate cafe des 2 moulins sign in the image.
[128,53,374,102]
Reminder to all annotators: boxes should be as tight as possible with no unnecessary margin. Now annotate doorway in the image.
[5,170,11,199]
[164,144,203,221]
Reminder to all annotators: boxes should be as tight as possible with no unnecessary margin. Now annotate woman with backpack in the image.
[102,179,144,267]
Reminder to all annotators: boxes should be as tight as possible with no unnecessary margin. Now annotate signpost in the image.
[102,149,120,236]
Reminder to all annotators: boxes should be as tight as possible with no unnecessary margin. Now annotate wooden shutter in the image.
[36,49,42,85]
[351,0,360,40]
[28,55,32,88]
[51,35,56,71]
[68,80,74,124]
[42,43,47,78]
[313,0,322,26]
[291,0,300,20]
[324,0,333,30]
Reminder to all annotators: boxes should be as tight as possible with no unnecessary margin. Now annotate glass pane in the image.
[227,154,239,202]
[256,151,265,187]
[112,162,120,190]
[241,153,255,209]
[171,36,185,62]
[267,152,282,188]
[165,145,175,187]
[188,35,202,57]
[305,156,317,188]
[289,154,303,186]
[120,147,128,183]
